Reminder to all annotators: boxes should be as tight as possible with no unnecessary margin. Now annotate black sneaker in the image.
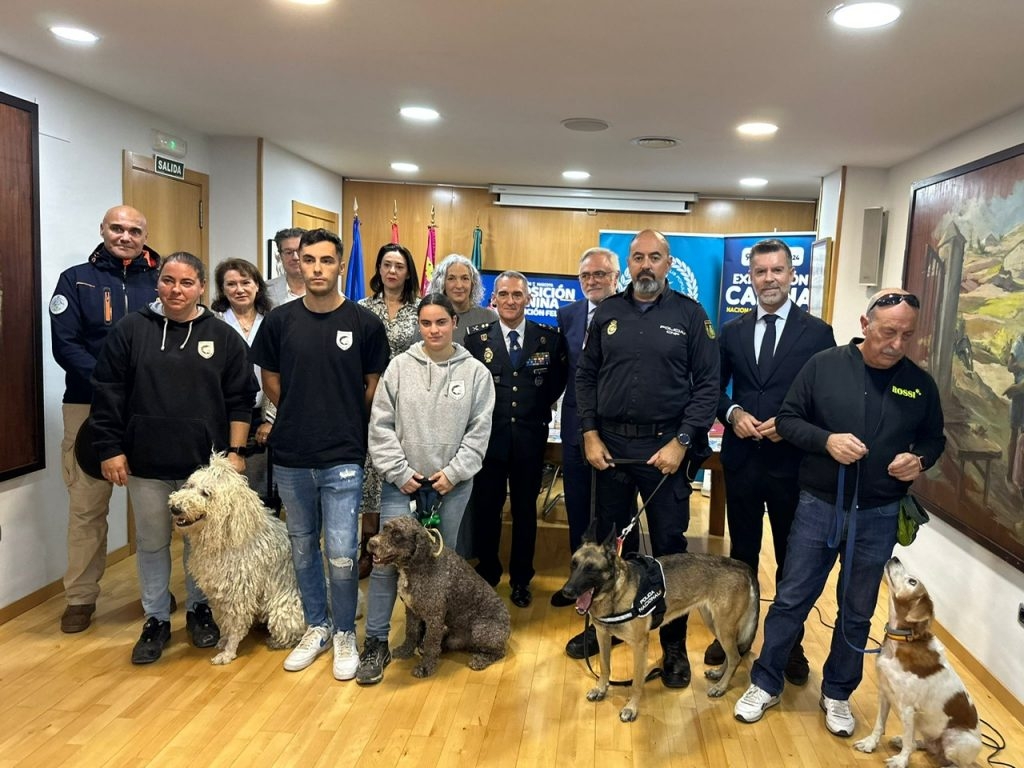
[187,603,220,648]
[784,646,810,686]
[661,642,691,689]
[703,638,726,666]
[131,617,171,665]
[356,636,392,685]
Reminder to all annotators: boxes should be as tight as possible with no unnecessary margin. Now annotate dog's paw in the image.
[884,755,909,768]
[619,706,638,723]
[467,654,498,671]
[412,662,437,678]
[393,643,416,659]
[586,687,607,702]
[853,736,879,753]
[706,682,727,698]
[211,651,237,665]
[704,667,724,681]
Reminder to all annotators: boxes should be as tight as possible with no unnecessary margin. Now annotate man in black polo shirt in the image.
[575,229,719,688]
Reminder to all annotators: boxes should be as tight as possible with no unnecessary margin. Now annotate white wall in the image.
[834,106,1024,705]
[209,136,259,271]
[0,52,212,608]
[262,141,344,245]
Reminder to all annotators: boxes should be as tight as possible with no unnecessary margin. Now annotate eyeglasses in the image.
[866,293,920,313]
[579,270,613,282]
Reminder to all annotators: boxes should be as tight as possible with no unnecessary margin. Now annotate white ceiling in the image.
[2,0,1023,201]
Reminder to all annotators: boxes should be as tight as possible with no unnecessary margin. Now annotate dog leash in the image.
[832,464,881,656]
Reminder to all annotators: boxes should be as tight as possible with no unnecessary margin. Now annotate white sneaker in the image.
[333,630,359,681]
[734,684,780,723]
[820,694,856,737]
[283,625,332,672]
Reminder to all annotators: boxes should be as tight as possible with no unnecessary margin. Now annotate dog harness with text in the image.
[594,554,667,630]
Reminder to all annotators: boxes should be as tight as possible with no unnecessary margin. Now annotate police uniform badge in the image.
[198,341,215,359]
[607,319,618,335]
[484,348,494,363]
[704,320,716,340]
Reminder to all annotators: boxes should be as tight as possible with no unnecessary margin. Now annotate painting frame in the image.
[0,91,44,481]
[902,141,1024,572]
[808,237,834,321]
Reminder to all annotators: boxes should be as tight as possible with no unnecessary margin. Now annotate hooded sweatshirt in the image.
[90,302,258,480]
[369,341,495,489]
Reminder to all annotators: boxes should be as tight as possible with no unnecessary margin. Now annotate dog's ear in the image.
[601,527,618,550]
[582,519,599,544]
[905,593,933,627]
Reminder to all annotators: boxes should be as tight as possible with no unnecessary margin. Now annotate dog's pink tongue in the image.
[575,589,594,615]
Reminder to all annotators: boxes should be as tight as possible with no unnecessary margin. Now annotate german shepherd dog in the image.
[560,530,759,722]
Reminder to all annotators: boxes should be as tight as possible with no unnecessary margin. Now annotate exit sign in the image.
[154,154,185,179]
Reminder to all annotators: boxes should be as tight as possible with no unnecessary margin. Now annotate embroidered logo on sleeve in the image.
[49,295,69,315]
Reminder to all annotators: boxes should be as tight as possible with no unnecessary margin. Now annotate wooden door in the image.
[291,200,339,234]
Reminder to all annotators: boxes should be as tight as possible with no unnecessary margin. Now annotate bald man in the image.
[50,205,161,633]
[734,288,945,738]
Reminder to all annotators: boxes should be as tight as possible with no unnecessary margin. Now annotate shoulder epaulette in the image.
[533,321,558,333]
[465,321,495,335]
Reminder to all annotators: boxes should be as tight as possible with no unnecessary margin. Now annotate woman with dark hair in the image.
[91,252,258,665]
[356,243,422,575]
[359,292,494,684]
[211,258,273,498]
[429,253,497,343]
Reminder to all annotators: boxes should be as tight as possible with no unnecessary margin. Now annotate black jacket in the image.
[90,305,258,480]
[776,340,945,509]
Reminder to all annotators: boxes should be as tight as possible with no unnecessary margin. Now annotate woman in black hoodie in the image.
[91,252,258,665]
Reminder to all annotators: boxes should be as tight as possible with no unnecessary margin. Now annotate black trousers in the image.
[594,431,691,646]
[560,440,593,554]
[471,438,546,587]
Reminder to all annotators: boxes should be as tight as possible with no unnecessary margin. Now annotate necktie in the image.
[508,329,522,367]
[758,314,778,378]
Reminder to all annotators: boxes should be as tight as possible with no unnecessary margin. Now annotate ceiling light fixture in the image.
[50,26,99,43]
[737,122,778,137]
[562,170,591,181]
[400,106,440,121]
[391,162,419,173]
[828,2,902,29]
[740,177,768,188]
[561,117,610,132]
[287,0,331,5]
[631,136,679,149]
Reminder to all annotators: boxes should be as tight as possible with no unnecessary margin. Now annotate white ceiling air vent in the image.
[489,185,697,214]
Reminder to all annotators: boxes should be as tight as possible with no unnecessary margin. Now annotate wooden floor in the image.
[2,491,1022,768]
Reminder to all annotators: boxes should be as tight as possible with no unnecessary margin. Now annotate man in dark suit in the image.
[707,238,835,684]
[557,247,621,553]
[465,271,568,608]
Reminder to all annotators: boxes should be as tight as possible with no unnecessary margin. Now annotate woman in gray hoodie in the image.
[360,293,495,684]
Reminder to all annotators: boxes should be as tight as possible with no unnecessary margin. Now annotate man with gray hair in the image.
[464,271,568,608]
[265,227,307,306]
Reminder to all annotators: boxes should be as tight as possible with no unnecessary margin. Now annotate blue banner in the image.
[480,270,580,326]
[718,234,815,325]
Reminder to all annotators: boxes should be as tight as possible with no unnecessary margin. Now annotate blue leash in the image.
[831,464,881,656]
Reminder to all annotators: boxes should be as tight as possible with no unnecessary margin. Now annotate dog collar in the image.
[883,623,913,641]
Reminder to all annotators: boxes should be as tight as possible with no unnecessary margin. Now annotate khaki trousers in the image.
[61,403,113,605]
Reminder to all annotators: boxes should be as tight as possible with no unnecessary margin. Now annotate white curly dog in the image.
[168,453,306,664]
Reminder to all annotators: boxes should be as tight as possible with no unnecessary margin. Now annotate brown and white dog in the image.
[854,557,981,768]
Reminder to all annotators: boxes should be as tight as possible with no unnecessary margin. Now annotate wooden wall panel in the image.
[343,181,816,284]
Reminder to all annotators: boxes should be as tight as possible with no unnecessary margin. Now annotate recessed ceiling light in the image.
[562,170,591,181]
[391,162,419,173]
[561,117,610,132]
[400,106,440,121]
[828,2,902,29]
[737,122,778,137]
[50,26,99,43]
[740,177,768,188]
[287,0,331,5]
[631,136,679,149]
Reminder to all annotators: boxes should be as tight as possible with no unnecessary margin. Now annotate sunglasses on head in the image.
[867,292,920,313]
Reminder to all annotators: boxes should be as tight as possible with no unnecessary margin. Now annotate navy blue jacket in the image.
[49,244,160,404]
[556,298,590,447]
[717,302,836,477]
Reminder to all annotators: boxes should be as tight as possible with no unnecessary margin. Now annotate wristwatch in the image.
[226,446,248,457]
[676,432,692,448]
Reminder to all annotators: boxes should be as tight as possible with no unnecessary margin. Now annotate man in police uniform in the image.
[576,229,719,687]
[465,271,568,608]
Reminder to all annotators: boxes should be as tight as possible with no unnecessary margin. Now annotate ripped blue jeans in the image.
[275,463,363,633]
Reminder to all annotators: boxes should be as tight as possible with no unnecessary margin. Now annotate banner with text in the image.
[480,270,580,326]
[718,233,815,325]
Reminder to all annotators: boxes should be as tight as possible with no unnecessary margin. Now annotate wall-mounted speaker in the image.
[859,206,888,285]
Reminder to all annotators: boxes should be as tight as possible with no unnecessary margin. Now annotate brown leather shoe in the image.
[61,603,96,633]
